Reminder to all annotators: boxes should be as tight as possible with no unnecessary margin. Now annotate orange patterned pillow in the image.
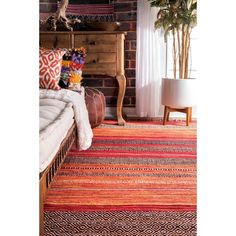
[39,48,65,90]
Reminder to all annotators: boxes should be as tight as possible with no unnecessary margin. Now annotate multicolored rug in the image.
[44,120,197,235]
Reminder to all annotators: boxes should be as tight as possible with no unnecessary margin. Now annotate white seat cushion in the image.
[39,98,74,172]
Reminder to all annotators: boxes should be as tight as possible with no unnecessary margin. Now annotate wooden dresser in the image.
[40,31,127,125]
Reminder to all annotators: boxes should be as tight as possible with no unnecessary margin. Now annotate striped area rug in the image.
[44,120,197,235]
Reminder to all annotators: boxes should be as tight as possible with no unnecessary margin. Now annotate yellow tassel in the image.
[61,60,71,67]
[69,72,83,84]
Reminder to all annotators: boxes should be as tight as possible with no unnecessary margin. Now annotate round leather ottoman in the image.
[85,87,106,128]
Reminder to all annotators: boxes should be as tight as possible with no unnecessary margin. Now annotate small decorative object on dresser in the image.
[84,21,121,31]
[40,0,81,31]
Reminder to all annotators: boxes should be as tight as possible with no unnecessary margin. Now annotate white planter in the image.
[161,78,197,108]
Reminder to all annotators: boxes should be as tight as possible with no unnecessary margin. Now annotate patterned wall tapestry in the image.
[40,0,114,21]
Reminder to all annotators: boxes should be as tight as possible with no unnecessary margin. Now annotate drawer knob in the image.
[92,59,97,63]
[89,41,96,45]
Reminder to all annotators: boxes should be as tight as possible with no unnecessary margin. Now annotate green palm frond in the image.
[148,0,197,79]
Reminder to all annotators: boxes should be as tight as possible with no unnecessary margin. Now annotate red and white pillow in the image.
[39,48,65,90]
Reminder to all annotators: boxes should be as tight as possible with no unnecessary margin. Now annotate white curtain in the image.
[136,0,165,117]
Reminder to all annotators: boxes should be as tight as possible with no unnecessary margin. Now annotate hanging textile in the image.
[62,3,115,21]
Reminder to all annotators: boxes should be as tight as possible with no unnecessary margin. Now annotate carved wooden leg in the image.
[116,74,126,125]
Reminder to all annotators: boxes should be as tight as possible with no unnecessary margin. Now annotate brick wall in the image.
[83,0,137,108]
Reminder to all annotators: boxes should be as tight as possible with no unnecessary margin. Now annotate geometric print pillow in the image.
[39,48,65,90]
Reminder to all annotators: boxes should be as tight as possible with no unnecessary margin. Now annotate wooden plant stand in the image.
[163,106,192,126]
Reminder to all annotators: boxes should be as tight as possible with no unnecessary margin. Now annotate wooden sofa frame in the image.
[39,123,77,236]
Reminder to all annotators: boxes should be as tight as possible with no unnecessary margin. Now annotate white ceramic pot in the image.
[161,78,197,108]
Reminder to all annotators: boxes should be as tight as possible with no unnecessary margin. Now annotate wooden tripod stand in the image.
[163,106,192,126]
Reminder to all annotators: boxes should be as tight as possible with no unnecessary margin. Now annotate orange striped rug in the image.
[44,120,197,235]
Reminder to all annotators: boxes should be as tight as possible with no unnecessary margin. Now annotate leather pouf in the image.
[85,87,106,128]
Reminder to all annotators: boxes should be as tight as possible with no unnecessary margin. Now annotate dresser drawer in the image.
[83,51,116,76]
[40,34,72,48]
[74,34,117,53]
[86,53,116,64]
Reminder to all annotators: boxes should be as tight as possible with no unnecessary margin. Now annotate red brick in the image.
[114,3,132,12]
[125,51,136,60]
[123,97,136,107]
[127,78,136,87]
[106,97,117,106]
[123,97,131,105]
[129,60,136,69]
[130,96,136,105]
[104,78,118,87]
[125,41,130,50]
[125,69,136,78]
[125,87,136,96]
[99,87,118,96]
[131,40,136,50]
[126,31,136,40]
[119,22,132,31]
[115,12,136,21]
[125,60,129,68]
[131,22,137,31]
[82,78,103,87]
[132,2,137,11]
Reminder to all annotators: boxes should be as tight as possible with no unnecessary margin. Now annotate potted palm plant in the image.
[148,0,197,125]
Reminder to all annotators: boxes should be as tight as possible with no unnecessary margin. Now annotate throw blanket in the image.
[39,88,93,150]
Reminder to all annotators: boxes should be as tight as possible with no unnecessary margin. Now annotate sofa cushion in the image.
[39,48,65,90]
